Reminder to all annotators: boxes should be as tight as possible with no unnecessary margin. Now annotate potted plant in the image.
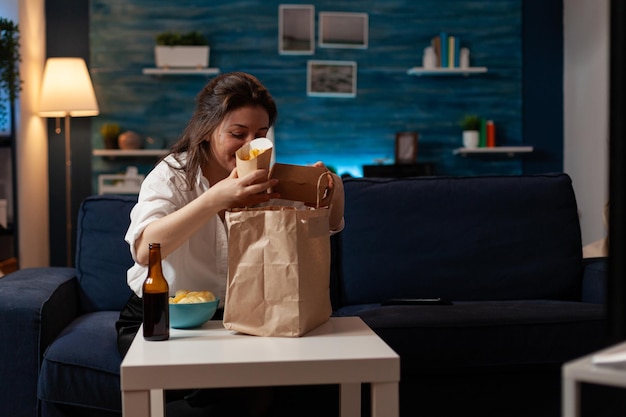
[154,30,210,69]
[460,115,481,148]
[0,18,22,132]
[100,123,121,149]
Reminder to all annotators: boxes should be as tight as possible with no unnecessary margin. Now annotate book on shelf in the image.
[471,118,496,148]
[448,36,455,68]
[440,32,448,68]
[448,36,462,68]
[429,33,463,68]
[431,35,442,68]
[479,118,487,147]
[486,120,496,147]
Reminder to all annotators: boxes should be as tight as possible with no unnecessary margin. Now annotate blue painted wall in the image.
[90,0,526,181]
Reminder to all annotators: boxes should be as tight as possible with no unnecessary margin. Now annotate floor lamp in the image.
[39,58,99,266]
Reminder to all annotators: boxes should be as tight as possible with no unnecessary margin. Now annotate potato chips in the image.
[169,289,216,304]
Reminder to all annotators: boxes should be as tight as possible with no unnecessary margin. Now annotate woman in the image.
[116,72,344,416]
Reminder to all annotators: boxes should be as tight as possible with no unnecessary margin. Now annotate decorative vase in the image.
[118,131,143,150]
[154,46,210,69]
[460,48,470,69]
[422,46,437,69]
[463,130,479,148]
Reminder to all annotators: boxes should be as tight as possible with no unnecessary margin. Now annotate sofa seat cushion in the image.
[38,311,122,413]
[334,300,607,374]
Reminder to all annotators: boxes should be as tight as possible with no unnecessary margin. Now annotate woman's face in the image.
[208,105,270,174]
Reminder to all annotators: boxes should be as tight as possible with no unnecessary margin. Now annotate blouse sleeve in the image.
[124,159,188,295]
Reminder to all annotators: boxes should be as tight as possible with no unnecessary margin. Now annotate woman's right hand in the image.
[207,168,279,209]
[134,168,278,265]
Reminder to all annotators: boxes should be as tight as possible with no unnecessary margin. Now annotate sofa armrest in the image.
[582,257,608,304]
[0,267,78,417]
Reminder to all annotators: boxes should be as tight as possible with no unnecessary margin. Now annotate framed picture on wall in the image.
[319,12,368,49]
[279,4,315,55]
[307,60,357,98]
[395,132,418,164]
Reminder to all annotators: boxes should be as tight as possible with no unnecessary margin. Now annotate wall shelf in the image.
[453,146,534,157]
[407,67,488,76]
[98,171,144,195]
[142,67,220,76]
[93,149,168,157]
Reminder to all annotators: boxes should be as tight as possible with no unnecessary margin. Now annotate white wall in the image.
[19,0,50,267]
[564,0,609,246]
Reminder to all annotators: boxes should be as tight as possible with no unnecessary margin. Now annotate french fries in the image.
[239,147,265,161]
[169,289,216,304]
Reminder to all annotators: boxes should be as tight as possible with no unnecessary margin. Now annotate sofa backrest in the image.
[333,173,583,306]
[75,194,136,312]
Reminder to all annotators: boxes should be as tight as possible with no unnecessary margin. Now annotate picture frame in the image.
[278,4,315,55]
[395,132,419,164]
[319,12,368,49]
[307,60,357,98]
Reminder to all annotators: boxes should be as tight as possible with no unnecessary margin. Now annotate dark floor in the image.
[46,381,626,417]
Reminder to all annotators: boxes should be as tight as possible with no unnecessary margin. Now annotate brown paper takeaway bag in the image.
[223,205,332,337]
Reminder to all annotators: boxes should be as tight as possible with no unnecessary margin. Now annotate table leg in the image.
[150,389,165,417]
[371,382,399,417]
[122,390,151,417]
[562,376,580,417]
[340,383,361,417]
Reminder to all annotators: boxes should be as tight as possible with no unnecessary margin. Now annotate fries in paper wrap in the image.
[235,138,273,181]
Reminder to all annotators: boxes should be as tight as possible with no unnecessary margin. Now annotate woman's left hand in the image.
[311,161,344,232]
[311,161,332,186]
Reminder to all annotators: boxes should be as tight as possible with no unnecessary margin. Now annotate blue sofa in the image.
[331,173,608,416]
[0,173,608,417]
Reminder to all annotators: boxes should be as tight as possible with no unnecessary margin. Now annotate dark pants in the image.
[115,293,143,357]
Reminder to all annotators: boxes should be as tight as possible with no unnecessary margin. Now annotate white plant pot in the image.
[463,130,480,148]
[154,46,210,69]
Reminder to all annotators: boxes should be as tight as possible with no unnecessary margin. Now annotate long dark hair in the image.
[168,72,277,188]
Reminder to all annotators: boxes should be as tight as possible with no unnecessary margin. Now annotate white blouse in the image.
[125,154,229,304]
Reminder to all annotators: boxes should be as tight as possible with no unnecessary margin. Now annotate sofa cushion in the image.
[76,195,136,312]
[38,311,122,412]
[337,174,583,305]
[334,300,607,373]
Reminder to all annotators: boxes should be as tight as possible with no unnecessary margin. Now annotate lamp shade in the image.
[39,57,99,117]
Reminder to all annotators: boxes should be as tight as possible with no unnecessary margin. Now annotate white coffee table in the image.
[562,340,626,417]
[121,316,400,417]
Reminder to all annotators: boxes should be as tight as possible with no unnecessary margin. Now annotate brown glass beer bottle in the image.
[142,243,170,341]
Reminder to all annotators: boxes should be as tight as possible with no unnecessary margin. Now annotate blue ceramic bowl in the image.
[169,298,220,329]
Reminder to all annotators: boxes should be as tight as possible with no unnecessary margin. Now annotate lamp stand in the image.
[40,58,100,266]
[64,114,72,267]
